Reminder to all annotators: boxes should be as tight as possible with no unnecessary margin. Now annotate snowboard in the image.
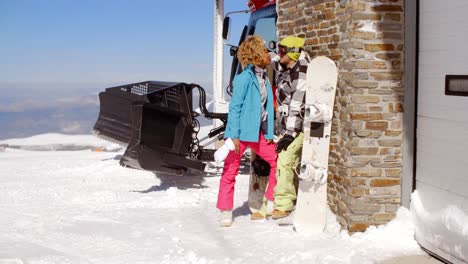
[247,63,276,215]
[248,152,269,213]
[293,56,338,234]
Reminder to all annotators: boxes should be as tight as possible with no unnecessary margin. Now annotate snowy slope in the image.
[0,134,425,264]
[0,133,122,151]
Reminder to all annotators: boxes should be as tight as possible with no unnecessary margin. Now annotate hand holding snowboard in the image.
[275,134,295,153]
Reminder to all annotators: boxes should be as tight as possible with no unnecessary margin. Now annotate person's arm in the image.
[225,74,248,141]
[285,71,307,137]
[275,77,306,153]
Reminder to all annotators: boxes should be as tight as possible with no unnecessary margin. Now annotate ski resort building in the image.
[276,0,407,233]
[271,0,467,262]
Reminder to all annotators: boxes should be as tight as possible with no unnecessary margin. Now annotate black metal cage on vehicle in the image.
[93,81,227,175]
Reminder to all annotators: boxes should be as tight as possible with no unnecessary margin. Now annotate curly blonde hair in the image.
[237,35,267,68]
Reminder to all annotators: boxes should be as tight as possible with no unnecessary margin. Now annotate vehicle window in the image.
[254,17,277,86]
[254,17,277,46]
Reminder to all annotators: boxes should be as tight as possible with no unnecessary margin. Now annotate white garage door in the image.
[412,1,468,263]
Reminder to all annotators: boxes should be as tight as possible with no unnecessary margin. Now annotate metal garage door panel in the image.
[413,0,468,263]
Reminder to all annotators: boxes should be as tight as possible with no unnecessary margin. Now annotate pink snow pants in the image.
[216,133,277,211]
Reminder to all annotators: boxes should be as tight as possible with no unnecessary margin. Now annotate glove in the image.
[214,138,235,163]
[275,134,295,153]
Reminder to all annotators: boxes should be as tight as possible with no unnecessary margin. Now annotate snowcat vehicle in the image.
[93,81,227,175]
[93,0,277,175]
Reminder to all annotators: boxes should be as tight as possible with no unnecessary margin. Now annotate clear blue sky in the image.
[0,0,250,98]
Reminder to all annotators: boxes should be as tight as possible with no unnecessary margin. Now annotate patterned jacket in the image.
[274,51,311,137]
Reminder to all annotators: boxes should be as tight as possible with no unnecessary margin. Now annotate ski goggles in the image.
[277,44,302,56]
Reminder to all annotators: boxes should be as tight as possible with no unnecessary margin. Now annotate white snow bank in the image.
[0,124,216,152]
[411,190,468,263]
[330,207,424,263]
[0,133,122,151]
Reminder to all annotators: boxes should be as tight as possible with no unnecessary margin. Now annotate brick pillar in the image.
[276,0,404,232]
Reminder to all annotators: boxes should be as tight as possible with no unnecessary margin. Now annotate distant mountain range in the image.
[0,88,215,140]
[0,95,100,140]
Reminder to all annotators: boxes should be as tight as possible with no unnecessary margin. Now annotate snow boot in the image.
[271,209,291,219]
[251,212,266,220]
[219,210,233,227]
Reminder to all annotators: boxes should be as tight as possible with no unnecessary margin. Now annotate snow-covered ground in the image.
[0,133,122,152]
[0,134,425,264]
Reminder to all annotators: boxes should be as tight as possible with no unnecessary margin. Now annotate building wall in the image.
[413,1,468,261]
[276,0,405,232]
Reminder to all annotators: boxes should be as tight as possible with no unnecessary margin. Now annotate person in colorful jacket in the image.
[271,36,311,219]
[217,35,277,227]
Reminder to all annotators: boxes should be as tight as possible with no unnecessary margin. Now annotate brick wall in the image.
[276,0,404,232]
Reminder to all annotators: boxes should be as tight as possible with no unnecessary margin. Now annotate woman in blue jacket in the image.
[217,35,277,227]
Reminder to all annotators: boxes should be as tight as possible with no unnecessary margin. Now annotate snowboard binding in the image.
[251,156,271,177]
[304,102,332,123]
[297,161,328,185]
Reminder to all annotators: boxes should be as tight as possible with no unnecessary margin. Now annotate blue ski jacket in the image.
[224,64,275,142]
